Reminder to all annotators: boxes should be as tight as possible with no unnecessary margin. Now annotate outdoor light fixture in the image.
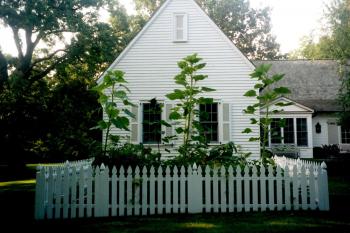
[315,122,321,134]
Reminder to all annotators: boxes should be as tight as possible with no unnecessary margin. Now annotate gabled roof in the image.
[253,60,342,112]
[261,97,314,114]
[98,0,255,83]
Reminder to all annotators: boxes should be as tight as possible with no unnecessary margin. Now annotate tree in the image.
[133,0,281,59]
[0,0,109,87]
[291,0,350,128]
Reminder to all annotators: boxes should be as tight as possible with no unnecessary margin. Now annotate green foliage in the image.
[133,0,282,60]
[92,143,162,170]
[92,70,134,156]
[166,53,216,158]
[242,64,290,164]
[289,0,350,127]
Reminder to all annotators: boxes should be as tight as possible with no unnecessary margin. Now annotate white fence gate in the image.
[35,161,329,220]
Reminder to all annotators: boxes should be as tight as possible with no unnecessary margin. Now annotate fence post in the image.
[34,166,46,220]
[319,162,330,211]
[188,163,202,213]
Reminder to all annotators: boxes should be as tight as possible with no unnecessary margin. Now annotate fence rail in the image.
[35,160,329,220]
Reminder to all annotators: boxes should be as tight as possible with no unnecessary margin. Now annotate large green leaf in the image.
[201,87,215,92]
[274,87,291,95]
[242,128,252,134]
[111,117,130,131]
[169,111,181,120]
[244,90,257,97]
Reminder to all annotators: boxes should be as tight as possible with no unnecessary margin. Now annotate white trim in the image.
[97,0,173,84]
[261,97,314,114]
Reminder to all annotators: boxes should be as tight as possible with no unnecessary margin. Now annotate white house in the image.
[254,60,350,158]
[99,0,260,158]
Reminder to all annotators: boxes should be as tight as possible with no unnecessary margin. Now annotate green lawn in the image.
[1,166,350,233]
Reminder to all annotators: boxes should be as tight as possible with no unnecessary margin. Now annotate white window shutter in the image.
[221,103,231,143]
[130,102,139,144]
[164,102,173,138]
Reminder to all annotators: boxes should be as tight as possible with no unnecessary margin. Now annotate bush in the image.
[313,144,340,159]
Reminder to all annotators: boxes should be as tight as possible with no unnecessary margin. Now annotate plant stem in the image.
[103,83,115,157]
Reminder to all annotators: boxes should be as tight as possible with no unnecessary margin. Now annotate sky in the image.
[0,0,331,56]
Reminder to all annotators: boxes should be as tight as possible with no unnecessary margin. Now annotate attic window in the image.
[173,13,188,42]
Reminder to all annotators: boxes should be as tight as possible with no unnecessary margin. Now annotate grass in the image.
[1,165,350,232]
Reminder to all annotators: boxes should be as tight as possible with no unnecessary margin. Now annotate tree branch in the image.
[30,55,68,82]
[0,50,9,85]
[31,49,67,68]
[12,27,24,59]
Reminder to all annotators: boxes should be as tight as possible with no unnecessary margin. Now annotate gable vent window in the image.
[173,13,188,42]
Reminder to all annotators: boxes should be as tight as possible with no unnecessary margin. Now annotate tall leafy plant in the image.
[166,53,216,158]
[92,70,135,156]
[242,64,291,164]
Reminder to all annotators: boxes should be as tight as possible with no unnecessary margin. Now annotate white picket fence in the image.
[34,160,329,220]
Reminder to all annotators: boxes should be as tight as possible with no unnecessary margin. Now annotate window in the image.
[142,102,161,144]
[199,103,218,143]
[341,127,350,144]
[297,118,308,146]
[271,118,282,144]
[268,118,308,146]
[173,13,188,42]
[284,118,294,144]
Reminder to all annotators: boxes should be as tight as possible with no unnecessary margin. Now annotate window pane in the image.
[284,118,294,144]
[176,29,183,40]
[176,15,184,28]
[199,103,218,142]
[143,103,161,143]
[271,118,282,144]
[341,128,350,144]
[297,118,308,146]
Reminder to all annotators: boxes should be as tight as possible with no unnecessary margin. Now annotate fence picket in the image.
[179,166,186,213]
[126,166,133,216]
[62,166,70,219]
[118,167,125,216]
[134,166,141,216]
[284,165,291,211]
[220,166,227,213]
[309,165,316,210]
[276,166,283,211]
[228,166,234,212]
[149,166,156,215]
[141,167,148,216]
[157,166,163,214]
[78,167,86,218]
[244,166,250,212]
[252,166,258,211]
[292,165,299,210]
[300,165,308,210]
[236,166,242,212]
[204,166,211,213]
[165,167,171,214]
[267,165,274,211]
[54,168,62,219]
[173,166,179,214]
[213,168,219,213]
[260,166,266,212]
[111,167,117,216]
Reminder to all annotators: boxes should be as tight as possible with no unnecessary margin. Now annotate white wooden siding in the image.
[312,114,338,147]
[104,0,259,158]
